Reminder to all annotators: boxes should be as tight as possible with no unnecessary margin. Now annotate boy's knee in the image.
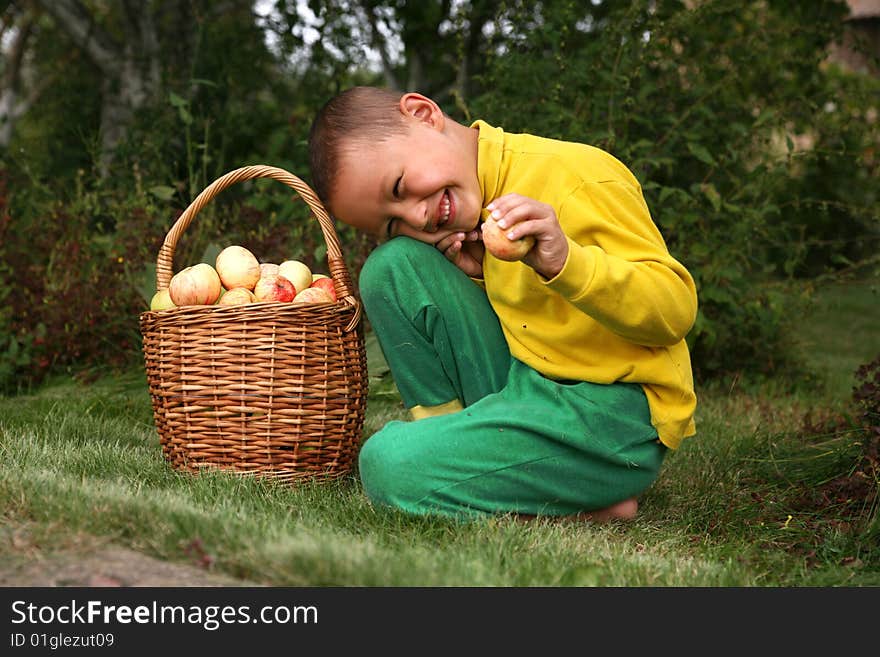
[360,238,420,285]
[360,237,443,290]
[358,423,431,513]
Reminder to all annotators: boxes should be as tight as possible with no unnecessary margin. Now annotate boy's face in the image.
[329,112,482,245]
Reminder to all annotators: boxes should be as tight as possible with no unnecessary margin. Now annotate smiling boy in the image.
[308,86,698,521]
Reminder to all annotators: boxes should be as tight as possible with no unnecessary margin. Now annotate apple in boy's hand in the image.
[481,216,535,262]
[253,274,296,302]
[309,276,337,301]
[169,263,222,305]
[293,287,334,304]
[150,288,176,311]
[215,245,261,290]
[218,287,256,305]
[278,260,313,295]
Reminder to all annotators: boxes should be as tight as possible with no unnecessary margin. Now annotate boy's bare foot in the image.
[574,497,638,522]
[514,498,638,524]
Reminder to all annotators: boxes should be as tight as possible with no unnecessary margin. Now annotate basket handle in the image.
[155,164,362,331]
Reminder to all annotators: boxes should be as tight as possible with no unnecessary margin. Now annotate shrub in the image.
[468,0,873,382]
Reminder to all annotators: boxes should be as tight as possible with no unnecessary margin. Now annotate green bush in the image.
[0,167,157,393]
[468,0,875,381]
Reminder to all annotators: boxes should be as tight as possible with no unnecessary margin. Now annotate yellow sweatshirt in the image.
[473,120,698,449]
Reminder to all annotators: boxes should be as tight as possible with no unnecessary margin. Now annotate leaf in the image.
[149,186,176,201]
[659,186,678,203]
[178,106,193,125]
[200,243,223,267]
[753,109,776,128]
[133,261,158,307]
[687,142,715,165]
[168,92,187,108]
[701,183,722,212]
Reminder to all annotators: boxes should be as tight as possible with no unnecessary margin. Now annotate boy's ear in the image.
[399,93,445,130]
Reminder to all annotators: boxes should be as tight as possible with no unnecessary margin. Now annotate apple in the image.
[260,262,280,278]
[293,287,334,304]
[215,245,261,291]
[168,263,222,305]
[254,274,296,302]
[309,276,337,301]
[312,273,329,282]
[218,287,256,305]
[150,288,176,311]
[481,216,535,262]
[278,260,313,295]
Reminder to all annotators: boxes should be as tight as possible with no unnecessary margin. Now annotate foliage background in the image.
[0,0,878,393]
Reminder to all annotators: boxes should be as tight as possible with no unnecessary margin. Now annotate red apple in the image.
[293,287,334,304]
[215,245,261,291]
[168,263,222,306]
[254,274,296,302]
[309,276,337,301]
[481,216,535,262]
[218,287,256,305]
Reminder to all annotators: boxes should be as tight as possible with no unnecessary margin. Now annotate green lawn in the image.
[0,276,877,586]
[795,276,879,400]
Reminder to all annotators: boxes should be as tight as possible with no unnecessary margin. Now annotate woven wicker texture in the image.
[140,165,368,482]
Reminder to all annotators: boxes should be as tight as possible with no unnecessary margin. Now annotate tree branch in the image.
[34,0,122,77]
[358,1,400,90]
[2,6,35,91]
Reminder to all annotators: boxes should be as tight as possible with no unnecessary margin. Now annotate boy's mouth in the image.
[436,190,452,230]
[437,190,453,229]
[424,190,455,233]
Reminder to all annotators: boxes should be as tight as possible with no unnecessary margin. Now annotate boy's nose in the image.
[403,199,429,231]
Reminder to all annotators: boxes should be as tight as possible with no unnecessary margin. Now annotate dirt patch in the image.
[0,523,257,587]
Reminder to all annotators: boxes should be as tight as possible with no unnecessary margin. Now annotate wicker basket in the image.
[139,165,368,482]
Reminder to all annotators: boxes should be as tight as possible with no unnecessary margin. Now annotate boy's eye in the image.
[392,176,402,198]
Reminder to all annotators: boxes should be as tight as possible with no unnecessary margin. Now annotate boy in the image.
[308,86,698,522]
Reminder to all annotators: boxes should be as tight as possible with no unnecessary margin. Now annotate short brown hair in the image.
[308,86,407,216]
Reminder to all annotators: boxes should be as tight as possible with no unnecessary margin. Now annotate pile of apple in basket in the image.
[149,245,337,310]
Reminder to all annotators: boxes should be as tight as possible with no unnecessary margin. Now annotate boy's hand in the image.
[435,230,484,278]
[485,194,568,279]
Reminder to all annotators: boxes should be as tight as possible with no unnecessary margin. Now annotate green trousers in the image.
[358,237,666,518]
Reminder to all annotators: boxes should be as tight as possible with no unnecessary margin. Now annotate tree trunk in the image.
[35,0,162,173]
[0,5,37,148]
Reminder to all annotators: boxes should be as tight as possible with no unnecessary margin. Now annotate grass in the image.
[1,276,878,586]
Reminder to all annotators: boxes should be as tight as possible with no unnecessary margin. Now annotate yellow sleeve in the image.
[544,181,698,347]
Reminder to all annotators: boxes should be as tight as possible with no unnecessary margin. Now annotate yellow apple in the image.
[150,288,176,311]
[481,216,535,262]
[168,263,222,306]
[217,287,256,305]
[278,259,312,295]
[215,245,261,291]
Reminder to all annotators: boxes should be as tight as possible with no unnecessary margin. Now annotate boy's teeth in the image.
[440,194,450,221]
